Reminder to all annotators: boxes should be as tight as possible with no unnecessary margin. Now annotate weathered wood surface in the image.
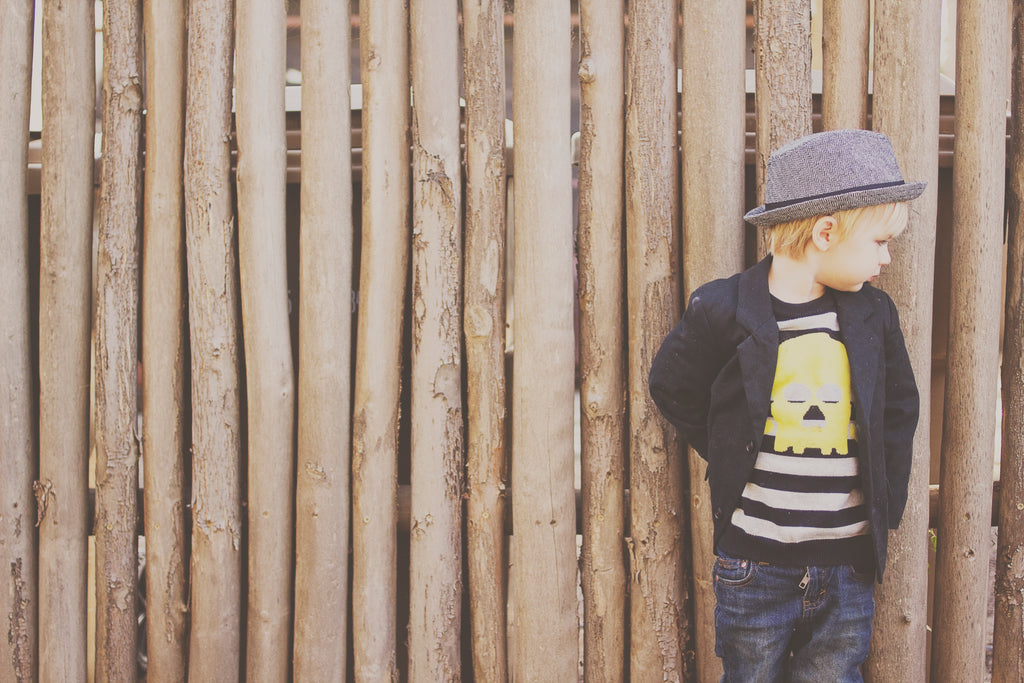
[141,0,189,677]
[932,1,1010,680]
[236,0,295,677]
[408,0,464,678]
[993,2,1024,680]
[184,0,243,677]
[865,3,942,681]
[94,0,143,677]
[351,0,409,678]
[821,0,869,130]
[753,0,813,256]
[679,1,747,680]
[510,1,578,680]
[37,0,94,678]
[578,0,626,679]
[0,0,37,678]
[626,0,690,679]
[463,1,508,680]
[293,0,353,679]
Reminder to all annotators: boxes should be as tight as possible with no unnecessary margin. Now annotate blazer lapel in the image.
[835,288,880,425]
[736,257,778,440]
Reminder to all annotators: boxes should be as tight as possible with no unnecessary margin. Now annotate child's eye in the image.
[876,240,889,247]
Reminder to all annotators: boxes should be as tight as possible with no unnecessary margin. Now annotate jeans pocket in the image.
[713,555,757,587]
[848,564,875,585]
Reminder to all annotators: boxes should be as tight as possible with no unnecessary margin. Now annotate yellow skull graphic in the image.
[766,332,854,456]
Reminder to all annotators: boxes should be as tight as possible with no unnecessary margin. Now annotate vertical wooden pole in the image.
[141,0,189,676]
[37,0,94,678]
[821,0,870,130]
[351,0,409,678]
[94,0,143,677]
[753,0,813,255]
[932,1,1010,680]
[578,0,626,680]
[994,2,1024,680]
[0,0,37,679]
[626,0,690,679]
[293,0,353,679]
[235,0,295,677]
[463,1,508,680]
[865,3,941,680]
[679,1,747,680]
[511,0,577,679]
[408,0,463,678]
[184,0,243,678]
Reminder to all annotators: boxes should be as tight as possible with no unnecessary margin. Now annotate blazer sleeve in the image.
[648,290,722,459]
[882,295,920,528]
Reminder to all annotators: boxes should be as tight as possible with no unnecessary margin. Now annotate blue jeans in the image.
[713,554,875,683]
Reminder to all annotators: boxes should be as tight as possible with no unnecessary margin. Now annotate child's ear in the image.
[810,215,838,251]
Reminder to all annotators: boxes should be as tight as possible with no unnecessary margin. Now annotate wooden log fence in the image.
[293,0,354,678]
[93,0,143,677]
[5,3,1023,680]
[510,2,578,680]
[578,0,626,680]
[866,2,942,681]
[37,0,95,679]
[0,0,36,679]
[463,0,509,680]
[408,0,465,679]
[995,4,1024,681]
[140,0,189,677]
[183,0,243,678]
[351,0,408,680]
[679,2,747,680]
[932,1,1010,680]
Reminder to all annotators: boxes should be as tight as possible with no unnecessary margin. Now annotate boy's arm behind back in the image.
[648,292,723,459]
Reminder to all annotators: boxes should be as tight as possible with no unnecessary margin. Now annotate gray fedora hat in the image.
[744,129,926,227]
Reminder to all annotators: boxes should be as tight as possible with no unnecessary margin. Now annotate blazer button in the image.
[746,441,755,453]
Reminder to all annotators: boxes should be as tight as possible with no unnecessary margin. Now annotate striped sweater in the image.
[718,292,874,568]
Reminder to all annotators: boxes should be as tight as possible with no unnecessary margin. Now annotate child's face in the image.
[817,211,906,292]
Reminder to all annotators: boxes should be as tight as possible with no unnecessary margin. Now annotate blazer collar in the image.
[835,286,881,422]
[737,256,776,337]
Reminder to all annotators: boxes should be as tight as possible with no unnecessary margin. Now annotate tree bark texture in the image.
[932,1,1010,681]
[94,0,143,677]
[993,2,1024,680]
[510,1,578,680]
[37,0,94,679]
[184,0,243,678]
[235,0,295,678]
[141,0,189,677]
[0,0,37,679]
[821,0,869,130]
[408,0,464,679]
[679,1,747,680]
[578,0,626,680]
[626,0,691,679]
[753,0,812,256]
[864,3,941,681]
[462,1,508,680]
[293,0,353,680]
[351,1,409,679]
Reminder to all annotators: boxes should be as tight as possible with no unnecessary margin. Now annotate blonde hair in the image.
[767,202,909,258]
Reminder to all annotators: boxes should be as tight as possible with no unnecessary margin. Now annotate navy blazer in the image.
[648,257,919,580]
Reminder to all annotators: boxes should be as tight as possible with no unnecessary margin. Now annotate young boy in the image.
[649,129,923,681]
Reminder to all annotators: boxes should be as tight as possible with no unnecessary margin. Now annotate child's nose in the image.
[879,244,892,265]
